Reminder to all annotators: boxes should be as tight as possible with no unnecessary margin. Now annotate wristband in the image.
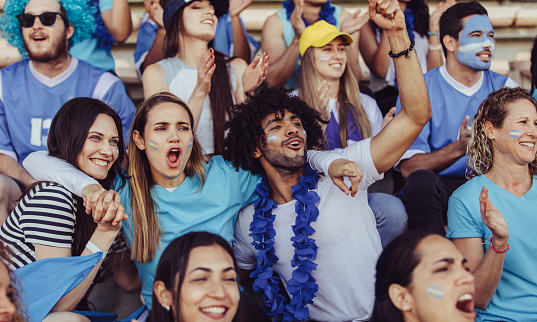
[490,238,509,253]
[428,31,440,36]
[86,240,108,259]
[428,44,442,51]
[388,39,415,58]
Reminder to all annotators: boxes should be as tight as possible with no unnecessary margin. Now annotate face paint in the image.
[426,284,445,300]
[188,138,193,148]
[456,15,494,71]
[319,56,329,62]
[116,147,120,155]
[510,130,522,138]
[268,134,277,142]
[302,129,307,136]
[149,140,159,150]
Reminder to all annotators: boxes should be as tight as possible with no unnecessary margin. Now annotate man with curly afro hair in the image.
[227,0,432,320]
[0,0,135,223]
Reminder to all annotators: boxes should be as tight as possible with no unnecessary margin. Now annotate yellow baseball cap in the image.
[299,20,354,56]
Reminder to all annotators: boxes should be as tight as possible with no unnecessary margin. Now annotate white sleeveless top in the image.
[157,56,237,154]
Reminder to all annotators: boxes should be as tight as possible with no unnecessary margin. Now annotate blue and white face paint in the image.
[509,130,522,139]
[456,15,494,71]
[188,138,193,148]
[302,129,307,136]
[268,134,277,142]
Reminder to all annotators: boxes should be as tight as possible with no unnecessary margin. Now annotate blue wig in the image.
[0,0,97,57]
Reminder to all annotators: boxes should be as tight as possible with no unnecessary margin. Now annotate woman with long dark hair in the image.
[372,232,476,322]
[0,97,130,321]
[142,0,267,156]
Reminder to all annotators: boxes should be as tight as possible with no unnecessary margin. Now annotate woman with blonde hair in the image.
[447,87,537,320]
[297,21,407,246]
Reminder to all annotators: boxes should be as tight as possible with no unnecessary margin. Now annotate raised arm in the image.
[451,187,509,309]
[368,0,431,174]
[262,5,304,87]
[140,0,166,73]
[399,115,470,178]
[101,0,132,43]
[228,0,253,62]
[359,22,391,78]
[340,9,369,82]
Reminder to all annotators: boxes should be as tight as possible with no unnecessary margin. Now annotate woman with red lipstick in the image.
[0,98,134,321]
[447,87,537,321]
[372,232,476,322]
[142,0,267,156]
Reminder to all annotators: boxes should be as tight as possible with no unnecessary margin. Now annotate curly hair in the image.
[468,87,537,178]
[223,83,326,175]
[0,0,96,57]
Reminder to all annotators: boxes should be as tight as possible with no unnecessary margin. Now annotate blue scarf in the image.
[249,164,320,321]
[89,0,115,51]
[283,0,336,27]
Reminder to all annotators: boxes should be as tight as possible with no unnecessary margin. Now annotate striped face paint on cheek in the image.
[188,138,193,148]
[116,147,120,155]
[319,56,329,62]
[149,140,159,150]
[426,284,445,300]
[268,134,277,142]
[302,129,307,136]
[510,130,522,139]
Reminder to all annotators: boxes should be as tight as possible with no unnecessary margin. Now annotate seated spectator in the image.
[360,0,453,115]
[372,232,475,322]
[447,87,537,321]
[262,0,367,89]
[296,21,407,247]
[134,0,259,78]
[23,92,344,312]
[226,1,431,318]
[70,0,132,72]
[0,98,137,321]
[0,241,26,322]
[0,0,135,225]
[149,231,269,322]
[142,0,267,155]
[396,1,518,235]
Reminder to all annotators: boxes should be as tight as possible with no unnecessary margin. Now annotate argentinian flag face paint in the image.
[188,138,193,148]
[268,134,277,142]
[510,130,522,139]
[456,15,495,71]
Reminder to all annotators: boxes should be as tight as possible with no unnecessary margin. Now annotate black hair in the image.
[47,97,127,257]
[223,83,326,175]
[439,1,488,57]
[148,232,238,322]
[531,36,537,96]
[164,3,234,155]
[370,231,430,322]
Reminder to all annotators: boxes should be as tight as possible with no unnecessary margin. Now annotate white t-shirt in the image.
[233,138,383,321]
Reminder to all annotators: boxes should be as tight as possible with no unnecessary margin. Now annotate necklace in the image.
[249,164,320,321]
[283,0,336,27]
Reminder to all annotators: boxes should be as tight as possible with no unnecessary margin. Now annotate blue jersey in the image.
[0,58,135,163]
[395,66,512,177]
[134,12,259,77]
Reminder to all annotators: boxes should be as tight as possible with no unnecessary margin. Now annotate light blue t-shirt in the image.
[447,174,537,321]
[70,0,115,72]
[0,58,135,163]
[395,66,510,177]
[119,156,261,309]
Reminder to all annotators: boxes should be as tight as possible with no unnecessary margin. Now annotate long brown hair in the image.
[164,4,234,155]
[298,45,371,147]
[128,92,206,264]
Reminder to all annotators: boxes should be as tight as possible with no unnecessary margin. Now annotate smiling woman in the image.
[447,87,537,321]
[0,97,131,321]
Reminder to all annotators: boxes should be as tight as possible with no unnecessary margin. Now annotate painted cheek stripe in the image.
[188,139,193,148]
[320,56,329,62]
[510,130,522,138]
[268,134,277,142]
[302,129,307,136]
[149,140,159,150]
[426,284,445,300]
[458,39,495,54]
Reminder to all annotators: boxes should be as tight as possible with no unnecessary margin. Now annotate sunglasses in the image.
[16,12,67,28]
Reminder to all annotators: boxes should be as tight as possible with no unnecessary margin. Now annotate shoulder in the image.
[230,57,247,74]
[263,12,284,32]
[1,59,29,74]
[23,182,76,209]
[450,176,483,201]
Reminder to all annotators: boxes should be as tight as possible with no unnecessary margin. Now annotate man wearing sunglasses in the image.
[0,0,135,223]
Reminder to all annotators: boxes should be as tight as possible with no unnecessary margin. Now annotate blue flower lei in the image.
[89,0,115,51]
[249,164,320,321]
[283,0,336,27]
